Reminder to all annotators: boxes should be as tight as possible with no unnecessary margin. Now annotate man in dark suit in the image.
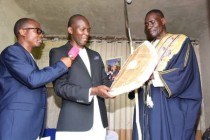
[49,14,114,140]
[0,18,72,140]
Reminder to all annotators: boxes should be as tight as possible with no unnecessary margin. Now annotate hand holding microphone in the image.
[60,46,79,68]
[68,46,79,60]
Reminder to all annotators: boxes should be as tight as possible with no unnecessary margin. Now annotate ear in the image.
[68,27,73,34]
[18,29,26,36]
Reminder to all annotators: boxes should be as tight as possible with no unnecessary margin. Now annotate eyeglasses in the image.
[22,28,45,35]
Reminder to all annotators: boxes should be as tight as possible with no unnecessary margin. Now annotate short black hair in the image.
[146,9,165,18]
[67,14,85,27]
[13,18,33,38]
[67,14,88,40]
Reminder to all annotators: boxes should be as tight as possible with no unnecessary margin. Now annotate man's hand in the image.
[60,57,72,68]
[91,85,115,99]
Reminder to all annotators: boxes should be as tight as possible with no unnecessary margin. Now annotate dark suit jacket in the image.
[0,43,68,140]
[49,42,112,131]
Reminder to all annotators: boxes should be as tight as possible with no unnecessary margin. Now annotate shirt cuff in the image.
[152,71,164,87]
[89,88,94,102]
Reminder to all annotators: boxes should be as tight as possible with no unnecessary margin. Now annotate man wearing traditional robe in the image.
[129,9,202,140]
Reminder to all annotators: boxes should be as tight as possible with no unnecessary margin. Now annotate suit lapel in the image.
[76,56,90,76]
[64,42,71,56]
[19,46,39,70]
[86,48,95,77]
[71,45,92,78]
[29,54,39,69]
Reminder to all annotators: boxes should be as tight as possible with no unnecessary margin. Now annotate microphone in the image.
[68,46,79,59]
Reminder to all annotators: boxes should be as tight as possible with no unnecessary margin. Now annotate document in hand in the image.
[109,41,158,96]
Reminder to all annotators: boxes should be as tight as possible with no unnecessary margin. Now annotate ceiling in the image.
[13,0,208,40]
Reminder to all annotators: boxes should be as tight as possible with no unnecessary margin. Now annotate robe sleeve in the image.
[159,38,202,101]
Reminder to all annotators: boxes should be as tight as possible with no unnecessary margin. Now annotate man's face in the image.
[21,20,44,47]
[69,17,90,48]
[144,13,166,40]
